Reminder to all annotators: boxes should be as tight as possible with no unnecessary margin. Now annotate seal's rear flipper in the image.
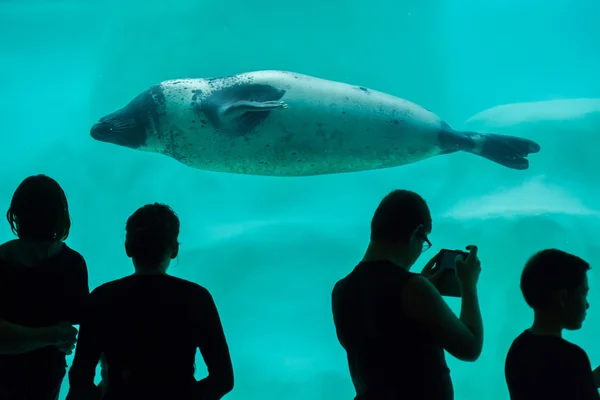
[199,83,287,136]
[440,127,541,170]
[461,131,541,170]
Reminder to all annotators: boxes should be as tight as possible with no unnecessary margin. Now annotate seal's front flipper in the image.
[220,100,287,120]
[440,126,541,170]
[199,83,287,136]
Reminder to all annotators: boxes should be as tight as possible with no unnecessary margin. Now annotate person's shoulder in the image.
[331,267,361,299]
[508,330,590,362]
[561,338,592,362]
[61,244,88,267]
[166,275,213,298]
[506,330,530,357]
[370,260,419,282]
[509,330,529,344]
[400,271,435,295]
[89,278,121,297]
[334,261,418,292]
[399,273,444,315]
[0,240,14,260]
[331,275,349,310]
[332,274,348,294]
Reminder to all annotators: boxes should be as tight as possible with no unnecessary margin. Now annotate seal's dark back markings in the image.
[195,84,286,137]
[138,85,167,141]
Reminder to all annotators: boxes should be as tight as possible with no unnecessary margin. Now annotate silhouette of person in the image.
[505,249,600,399]
[332,190,483,400]
[66,203,234,400]
[0,174,89,399]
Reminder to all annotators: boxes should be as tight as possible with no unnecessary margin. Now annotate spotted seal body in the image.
[90,70,540,176]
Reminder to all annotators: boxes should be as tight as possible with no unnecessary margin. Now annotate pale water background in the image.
[1,0,600,399]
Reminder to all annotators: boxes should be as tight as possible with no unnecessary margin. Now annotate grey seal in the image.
[90,70,540,176]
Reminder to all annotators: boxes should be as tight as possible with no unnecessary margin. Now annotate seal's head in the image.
[90,85,165,150]
[90,108,146,149]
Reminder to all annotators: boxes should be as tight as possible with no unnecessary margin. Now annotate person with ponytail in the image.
[66,203,234,400]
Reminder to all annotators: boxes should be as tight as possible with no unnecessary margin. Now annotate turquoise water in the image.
[1,0,600,399]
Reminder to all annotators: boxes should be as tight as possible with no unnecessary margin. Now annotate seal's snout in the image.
[90,113,125,142]
[89,111,146,149]
[90,119,111,141]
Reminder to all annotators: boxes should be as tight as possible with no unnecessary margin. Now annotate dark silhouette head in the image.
[368,189,432,269]
[125,203,180,273]
[90,86,164,150]
[521,249,590,331]
[6,175,71,242]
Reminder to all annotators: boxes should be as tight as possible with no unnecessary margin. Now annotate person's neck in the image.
[529,313,563,337]
[133,262,168,275]
[362,241,409,270]
[134,269,166,275]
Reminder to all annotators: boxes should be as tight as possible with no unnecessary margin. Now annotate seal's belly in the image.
[161,72,444,176]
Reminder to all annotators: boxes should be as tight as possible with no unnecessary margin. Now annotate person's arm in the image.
[593,365,600,388]
[547,349,600,399]
[65,298,102,400]
[576,351,600,398]
[0,319,62,354]
[401,275,483,362]
[459,285,484,357]
[65,254,91,325]
[0,253,79,354]
[196,289,234,400]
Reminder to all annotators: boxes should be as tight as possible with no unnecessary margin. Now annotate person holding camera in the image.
[331,189,484,400]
